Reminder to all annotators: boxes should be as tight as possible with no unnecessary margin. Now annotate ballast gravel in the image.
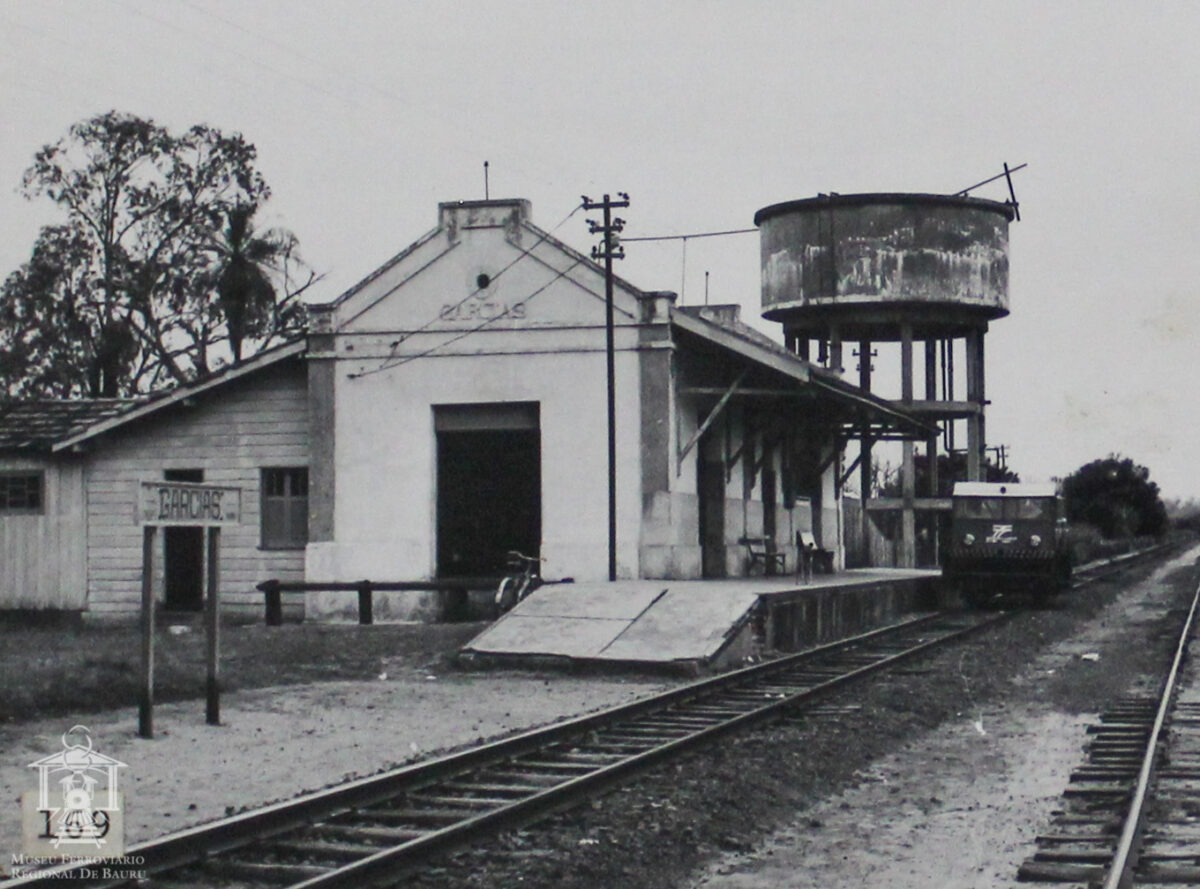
[0,670,670,869]
[1,543,1194,887]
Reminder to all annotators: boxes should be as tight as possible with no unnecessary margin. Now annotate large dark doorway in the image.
[436,404,541,578]
[163,468,204,612]
[697,449,726,579]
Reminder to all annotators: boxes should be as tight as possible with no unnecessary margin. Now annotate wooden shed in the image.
[1,343,310,620]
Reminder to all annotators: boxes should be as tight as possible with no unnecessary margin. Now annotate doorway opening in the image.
[163,468,204,612]
[435,403,541,578]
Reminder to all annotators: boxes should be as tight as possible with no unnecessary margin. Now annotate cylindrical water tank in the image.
[755,193,1015,337]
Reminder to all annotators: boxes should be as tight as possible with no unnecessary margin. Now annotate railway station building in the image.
[0,198,928,622]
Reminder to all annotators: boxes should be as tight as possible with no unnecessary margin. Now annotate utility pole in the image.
[583,192,629,582]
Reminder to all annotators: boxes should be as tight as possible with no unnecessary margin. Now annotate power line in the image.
[390,203,583,347]
[622,227,757,242]
[346,202,584,379]
[349,256,585,377]
[179,0,452,113]
[618,225,756,303]
[103,0,360,108]
[131,2,588,197]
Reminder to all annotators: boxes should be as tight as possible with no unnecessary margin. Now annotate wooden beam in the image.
[839,449,862,490]
[865,497,953,511]
[679,387,818,398]
[677,370,747,472]
[904,400,982,417]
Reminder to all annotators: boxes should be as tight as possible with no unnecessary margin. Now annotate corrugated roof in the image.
[0,400,142,452]
[52,340,306,453]
[670,305,937,439]
[4,341,306,454]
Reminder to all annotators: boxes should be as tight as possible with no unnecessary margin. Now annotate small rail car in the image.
[942,482,1071,606]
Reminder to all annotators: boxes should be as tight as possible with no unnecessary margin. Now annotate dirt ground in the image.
[399,543,1198,889]
[0,670,670,873]
[2,544,1194,886]
[688,544,1200,889]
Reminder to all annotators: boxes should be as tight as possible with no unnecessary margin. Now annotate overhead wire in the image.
[102,0,360,107]
[618,225,757,303]
[130,1,588,197]
[349,256,586,378]
[622,227,757,242]
[347,202,585,379]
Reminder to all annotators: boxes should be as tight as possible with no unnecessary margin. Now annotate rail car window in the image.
[956,498,1003,519]
[1012,498,1052,519]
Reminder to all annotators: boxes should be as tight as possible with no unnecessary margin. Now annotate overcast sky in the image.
[2,1,1198,500]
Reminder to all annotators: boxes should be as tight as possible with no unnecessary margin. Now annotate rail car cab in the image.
[943,482,1071,606]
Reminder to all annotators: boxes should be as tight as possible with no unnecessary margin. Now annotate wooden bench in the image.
[795,531,834,582]
[255,577,498,625]
[740,537,786,576]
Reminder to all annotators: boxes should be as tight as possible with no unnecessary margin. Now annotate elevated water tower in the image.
[754,193,1017,567]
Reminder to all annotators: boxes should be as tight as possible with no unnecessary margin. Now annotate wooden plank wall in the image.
[84,360,309,619]
[0,455,87,609]
[842,497,898,568]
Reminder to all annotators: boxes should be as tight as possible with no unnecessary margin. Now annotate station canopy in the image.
[671,306,935,444]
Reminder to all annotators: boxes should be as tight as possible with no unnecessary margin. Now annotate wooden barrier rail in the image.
[255,578,501,626]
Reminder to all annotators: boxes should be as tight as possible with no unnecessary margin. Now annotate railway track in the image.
[6,609,1006,889]
[1018,571,1200,886]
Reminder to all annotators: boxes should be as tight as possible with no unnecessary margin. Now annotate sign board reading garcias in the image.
[136,481,241,527]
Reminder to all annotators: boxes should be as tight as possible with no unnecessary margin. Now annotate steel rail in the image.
[2,610,1004,889]
[1071,541,1179,590]
[7,545,1171,889]
[1101,578,1200,889]
[286,611,1005,889]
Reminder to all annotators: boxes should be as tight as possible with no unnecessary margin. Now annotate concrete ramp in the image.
[460,570,942,673]
[461,581,763,670]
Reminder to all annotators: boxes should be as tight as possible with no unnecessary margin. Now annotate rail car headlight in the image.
[1030,535,1042,547]
[963,533,975,546]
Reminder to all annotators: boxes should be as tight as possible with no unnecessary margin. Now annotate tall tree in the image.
[875,452,1019,499]
[209,204,306,364]
[0,111,314,398]
[1062,455,1168,538]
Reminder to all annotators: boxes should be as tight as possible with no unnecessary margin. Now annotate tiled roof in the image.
[0,399,142,452]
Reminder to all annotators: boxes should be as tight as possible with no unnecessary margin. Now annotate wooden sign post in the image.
[136,481,241,739]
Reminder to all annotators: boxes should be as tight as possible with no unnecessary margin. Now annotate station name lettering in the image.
[157,487,223,522]
[439,301,527,322]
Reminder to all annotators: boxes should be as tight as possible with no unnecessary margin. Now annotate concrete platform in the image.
[460,569,941,673]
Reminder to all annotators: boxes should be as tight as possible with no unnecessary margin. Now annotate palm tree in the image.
[211,205,284,363]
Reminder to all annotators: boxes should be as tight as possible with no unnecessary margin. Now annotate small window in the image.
[261,468,308,549]
[0,473,43,512]
[1010,498,1051,520]
[956,497,1003,519]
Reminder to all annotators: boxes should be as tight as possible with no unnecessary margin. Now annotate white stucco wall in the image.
[306,202,648,607]
[301,200,863,617]
[306,344,644,586]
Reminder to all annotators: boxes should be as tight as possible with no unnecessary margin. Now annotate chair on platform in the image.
[740,537,786,576]
[795,531,833,582]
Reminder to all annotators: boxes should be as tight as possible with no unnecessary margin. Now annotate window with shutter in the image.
[261,467,308,549]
